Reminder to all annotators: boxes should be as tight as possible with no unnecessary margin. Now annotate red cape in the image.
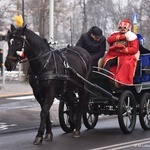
[103,31,139,85]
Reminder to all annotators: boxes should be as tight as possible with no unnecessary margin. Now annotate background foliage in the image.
[0,0,150,48]
[0,0,150,80]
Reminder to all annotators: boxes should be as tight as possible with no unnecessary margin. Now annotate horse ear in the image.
[22,24,27,34]
[11,24,16,31]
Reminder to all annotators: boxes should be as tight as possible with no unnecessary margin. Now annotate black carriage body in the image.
[83,53,150,133]
[88,68,150,115]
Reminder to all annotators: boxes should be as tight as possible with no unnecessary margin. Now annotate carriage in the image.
[5,24,150,145]
[58,55,150,135]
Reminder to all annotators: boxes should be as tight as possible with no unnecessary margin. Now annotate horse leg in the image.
[64,91,76,127]
[29,82,45,144]
[72,89,88,138]
[33,99,54,145]
[72,99,81,138]
[44,112,53,141]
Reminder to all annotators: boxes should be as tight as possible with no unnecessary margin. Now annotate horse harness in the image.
[28,47,88,90]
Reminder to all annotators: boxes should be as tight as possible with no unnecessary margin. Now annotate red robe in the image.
[103,31,139,85]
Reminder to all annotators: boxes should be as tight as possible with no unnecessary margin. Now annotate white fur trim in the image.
[125,31,137,41]
[17,51,24,56]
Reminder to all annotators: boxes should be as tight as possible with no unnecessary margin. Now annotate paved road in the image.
[1,118,150,150]
[0,95,59,134]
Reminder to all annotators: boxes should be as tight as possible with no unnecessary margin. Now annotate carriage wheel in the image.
[83,99,98,129]
[59,100,74,133]
[139,92,150,130]
[118,90,136,134]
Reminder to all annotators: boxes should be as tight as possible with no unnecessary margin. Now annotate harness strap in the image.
[29,71,69,81]
[54,49,70,69]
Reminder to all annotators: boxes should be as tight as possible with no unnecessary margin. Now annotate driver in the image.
[76,26,106,67]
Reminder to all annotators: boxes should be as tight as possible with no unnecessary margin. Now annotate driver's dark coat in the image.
[76,27,106,66]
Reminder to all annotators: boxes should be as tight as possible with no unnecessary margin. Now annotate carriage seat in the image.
[97,50,150,84]
[134,54,150,83]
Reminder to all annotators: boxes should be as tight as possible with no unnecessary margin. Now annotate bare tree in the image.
[1,0,150,47]
[139,0,150,48]
[0,0,18,31]
[25,0,49,38]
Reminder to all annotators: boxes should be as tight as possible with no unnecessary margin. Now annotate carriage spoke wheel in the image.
[83,99,98,129]
[59,100,74,133]
[139,92,150,130]
[118,90,136,134]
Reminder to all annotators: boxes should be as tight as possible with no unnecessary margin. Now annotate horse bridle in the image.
[7,33,53,64]
[6,35,28,62]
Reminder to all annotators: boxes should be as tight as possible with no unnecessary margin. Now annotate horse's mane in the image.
[25,28,50,50]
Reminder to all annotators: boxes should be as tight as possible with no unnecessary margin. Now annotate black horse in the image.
[5,24,93,145]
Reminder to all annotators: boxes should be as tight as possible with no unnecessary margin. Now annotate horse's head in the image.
[5,24,27,71]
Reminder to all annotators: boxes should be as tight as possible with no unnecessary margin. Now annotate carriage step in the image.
[88,110,116,115]
[90,97,112,104]
[90,100,109,104]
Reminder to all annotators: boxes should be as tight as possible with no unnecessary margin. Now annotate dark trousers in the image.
[103,58,117,75]
[93,60,98,67]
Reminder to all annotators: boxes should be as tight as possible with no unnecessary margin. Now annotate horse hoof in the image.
[33,137,43,145]
[44,134,53,141]
[72,130,80,138]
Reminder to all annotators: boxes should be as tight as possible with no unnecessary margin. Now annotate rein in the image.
[28,50,52,62]
[19,50,52,64]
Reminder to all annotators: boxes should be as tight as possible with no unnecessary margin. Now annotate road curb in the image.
[0,91,33,98]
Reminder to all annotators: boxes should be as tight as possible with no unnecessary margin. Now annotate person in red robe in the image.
[103,19,139,85]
